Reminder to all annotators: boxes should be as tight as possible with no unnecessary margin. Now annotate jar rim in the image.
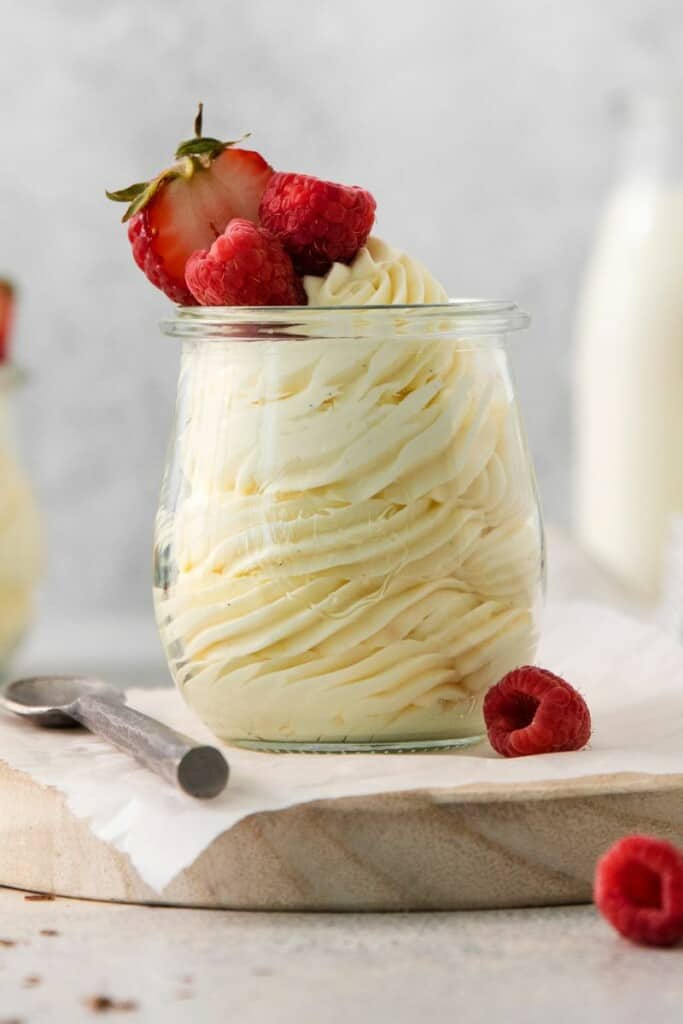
[161,299,531,341]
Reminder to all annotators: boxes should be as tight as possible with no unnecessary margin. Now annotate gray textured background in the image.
[0,0,681,629]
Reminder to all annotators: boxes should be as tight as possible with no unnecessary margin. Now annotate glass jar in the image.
[154,303,544,752]
[0,367,43,674]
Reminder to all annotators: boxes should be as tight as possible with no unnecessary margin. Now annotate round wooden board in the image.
[2,759,683,911]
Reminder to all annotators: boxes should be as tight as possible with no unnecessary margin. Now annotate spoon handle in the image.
[71,693,229,798]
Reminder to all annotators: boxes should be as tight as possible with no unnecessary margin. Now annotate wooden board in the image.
[1,760,683,910]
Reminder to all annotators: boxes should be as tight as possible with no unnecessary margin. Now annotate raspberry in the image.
[185,219,305,307]
[594,835,683,946]
[483,666,591,757]
[259,172,376,275]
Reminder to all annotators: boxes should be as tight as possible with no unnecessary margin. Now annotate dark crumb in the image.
[86,997,115,1013]
[24,893,55,902]
[0,939,16,948]
[0,1018,25,1024]
[23,975,41,988]
[39,929,59,937]
[84,996,138,1014]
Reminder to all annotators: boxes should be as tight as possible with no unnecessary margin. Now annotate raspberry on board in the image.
[594,835,683,947]
[483,665,591,757]
[259,172,376,276]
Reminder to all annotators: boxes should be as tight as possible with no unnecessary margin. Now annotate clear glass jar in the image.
[0,367,43,674]
[154,303,544,752]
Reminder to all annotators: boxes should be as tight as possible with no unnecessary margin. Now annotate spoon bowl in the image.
[3,676,125,727]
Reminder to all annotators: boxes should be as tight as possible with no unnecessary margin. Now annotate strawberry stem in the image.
[106,104,252,222]
[194,102,204,138]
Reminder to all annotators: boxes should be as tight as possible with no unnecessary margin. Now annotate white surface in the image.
[1,888,682,1024]
[5,600,683,892]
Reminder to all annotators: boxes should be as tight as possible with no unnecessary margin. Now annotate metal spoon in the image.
[1,676,229,799]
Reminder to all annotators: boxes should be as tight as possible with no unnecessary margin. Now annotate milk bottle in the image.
[574,95,683,600]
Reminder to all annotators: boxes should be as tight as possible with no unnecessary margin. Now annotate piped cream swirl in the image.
[304,237,449,306]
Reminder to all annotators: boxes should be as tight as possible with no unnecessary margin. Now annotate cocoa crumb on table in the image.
[0,1017,25,1024]
[0,939,16,947]
[24,893,55,902]
[39,929,59,937]
[84,996,139,1014]
[23,975,41,988]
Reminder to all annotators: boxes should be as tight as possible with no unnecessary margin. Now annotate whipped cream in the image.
[156,313,541,743]
[0,401,42,661]
[304,237,448,306]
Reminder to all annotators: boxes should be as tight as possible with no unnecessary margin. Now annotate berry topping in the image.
[185,219,304,307]
[259,172,376,275]
[595,835,683,947]
[108,105,273,304]
[483,666,591,757]
[0,279,16,363]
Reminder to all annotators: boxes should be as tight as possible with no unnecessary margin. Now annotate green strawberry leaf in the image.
[105,182,149,203]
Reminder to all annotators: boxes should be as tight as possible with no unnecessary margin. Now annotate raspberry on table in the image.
[594,835,683,947]
[483,665,591,757]
[185,218,304,307]
[259,172,376,276]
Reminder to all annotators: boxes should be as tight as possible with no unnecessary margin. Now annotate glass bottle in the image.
[575,92,683,601]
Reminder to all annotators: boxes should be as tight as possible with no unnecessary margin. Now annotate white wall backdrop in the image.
[0,0,681,624]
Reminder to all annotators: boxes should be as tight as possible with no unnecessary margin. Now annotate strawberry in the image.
[0,279,16,363]
[185,219,304,307]
[107,105,274,304]
[259,172,376,275]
